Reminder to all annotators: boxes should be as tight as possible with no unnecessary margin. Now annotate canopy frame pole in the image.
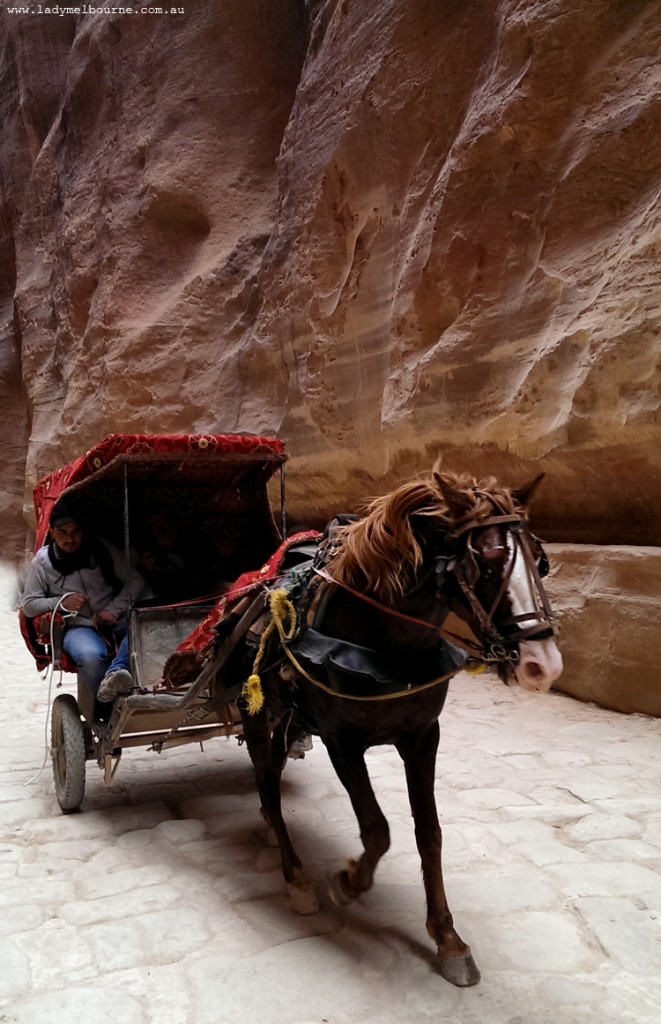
[123,462,131,608]
[122,462,138,680]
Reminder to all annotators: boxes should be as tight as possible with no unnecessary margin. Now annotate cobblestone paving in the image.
[1,568,660,1023]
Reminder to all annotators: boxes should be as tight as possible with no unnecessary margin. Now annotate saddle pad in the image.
[287,627,467,698]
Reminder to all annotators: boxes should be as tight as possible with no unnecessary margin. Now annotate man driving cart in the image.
[22,498,145,704]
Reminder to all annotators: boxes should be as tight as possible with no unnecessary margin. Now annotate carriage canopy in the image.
[31,432,287,553]
[22,433,289,672]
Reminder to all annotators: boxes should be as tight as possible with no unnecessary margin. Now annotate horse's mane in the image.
[328,460,520,602]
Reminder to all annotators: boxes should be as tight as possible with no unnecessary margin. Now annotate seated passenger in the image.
[136,510,187,603]
[202,517,263,593]
[22,499,145,703]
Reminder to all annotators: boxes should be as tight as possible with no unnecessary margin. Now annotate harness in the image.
[241,510,558,709]
[242,584,467,710]
[447,513,558,663]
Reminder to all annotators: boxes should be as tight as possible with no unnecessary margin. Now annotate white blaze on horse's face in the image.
[506,540,563,692]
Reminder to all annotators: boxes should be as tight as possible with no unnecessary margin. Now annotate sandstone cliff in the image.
[1,2,660,710]
[2,0,660,555]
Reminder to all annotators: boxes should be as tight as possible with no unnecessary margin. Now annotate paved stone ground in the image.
[1,566,660,1024]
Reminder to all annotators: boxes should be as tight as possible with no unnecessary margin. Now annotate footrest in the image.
[124,692,188,710]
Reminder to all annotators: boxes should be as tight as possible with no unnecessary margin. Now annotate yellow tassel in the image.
[465,660,486,674]
[242,673,265,714]
[270,588,297,640]
[242,588,296,715]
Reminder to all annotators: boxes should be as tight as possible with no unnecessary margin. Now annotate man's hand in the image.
[94,609,118,627]
[61,593,88,613]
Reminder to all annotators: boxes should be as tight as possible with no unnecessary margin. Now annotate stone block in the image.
[547,861,661,899]
[546,544,661,716]
[467,909,597,974]
[0,936,33,1001]
[8,988,143,1024]
[573,896,661,974]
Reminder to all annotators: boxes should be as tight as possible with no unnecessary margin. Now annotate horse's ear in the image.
[434,474,474,521]
[511,473,545,510]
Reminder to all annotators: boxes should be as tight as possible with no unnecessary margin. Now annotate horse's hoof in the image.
[437,950,481,987]
[328,871,353,907]
[288,869,320,915]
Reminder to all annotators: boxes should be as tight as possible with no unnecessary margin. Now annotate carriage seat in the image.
[19,608,77,674]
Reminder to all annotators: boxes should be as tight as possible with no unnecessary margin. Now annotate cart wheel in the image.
[51,693,87,813]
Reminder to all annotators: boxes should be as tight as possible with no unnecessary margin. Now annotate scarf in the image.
[48,537,123,597]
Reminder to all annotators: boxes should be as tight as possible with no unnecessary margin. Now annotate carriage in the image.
[20,433,314,814]
[21,435,562,986]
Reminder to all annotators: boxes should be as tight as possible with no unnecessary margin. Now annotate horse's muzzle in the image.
[513,637,563,692]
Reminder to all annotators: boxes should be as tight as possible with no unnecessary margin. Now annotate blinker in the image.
[536,548,550,578]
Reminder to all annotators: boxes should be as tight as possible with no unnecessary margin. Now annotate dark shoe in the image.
[97,669,134,702]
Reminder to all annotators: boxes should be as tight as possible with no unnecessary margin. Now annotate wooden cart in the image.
[22,433,289,812]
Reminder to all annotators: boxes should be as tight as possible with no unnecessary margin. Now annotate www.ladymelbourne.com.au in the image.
[3,3,185,14]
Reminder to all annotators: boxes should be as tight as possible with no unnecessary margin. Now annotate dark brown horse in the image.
[233,463,562,987]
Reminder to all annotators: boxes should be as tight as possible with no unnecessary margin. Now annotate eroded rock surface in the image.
[1,3,659,712]
[1,2,308,556]
[1,0,659,557]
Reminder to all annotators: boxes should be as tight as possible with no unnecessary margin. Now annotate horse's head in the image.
[435,471,563,692]
[327,463,562,692]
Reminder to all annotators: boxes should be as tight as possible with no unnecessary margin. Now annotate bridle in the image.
[446,513,558,664]
[311,506,559,667]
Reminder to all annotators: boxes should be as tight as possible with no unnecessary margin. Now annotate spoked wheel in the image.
[51,693,87,813]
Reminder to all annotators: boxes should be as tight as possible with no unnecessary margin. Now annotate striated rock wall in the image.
[256,0,661,544]
[1,0,660,557]
[1,1,659,715]
[1,1,308,556]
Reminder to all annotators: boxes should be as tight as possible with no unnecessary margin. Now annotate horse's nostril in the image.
[525,661,545,680]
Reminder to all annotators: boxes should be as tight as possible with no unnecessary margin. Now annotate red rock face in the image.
[1,1,660,559]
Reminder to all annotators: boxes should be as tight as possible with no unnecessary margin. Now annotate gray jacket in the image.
[22,539,146,629]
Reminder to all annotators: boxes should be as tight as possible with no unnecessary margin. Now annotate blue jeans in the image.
[63,627,129,695]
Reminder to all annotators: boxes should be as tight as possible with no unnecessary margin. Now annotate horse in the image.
[230,462,563,987]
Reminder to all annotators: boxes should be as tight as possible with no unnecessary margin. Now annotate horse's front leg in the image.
[323,738,390,905]
[396,722,480,987]
[239,704,319,914]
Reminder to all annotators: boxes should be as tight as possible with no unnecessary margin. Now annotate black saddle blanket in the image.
[287,628,467,698]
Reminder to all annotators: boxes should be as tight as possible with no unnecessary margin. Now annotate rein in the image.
[313,564,498,661]
[315,564,497,665]
[312,566,442,633]
[315,511,558,666]
[246,586,469,706]
[281,638,466,702]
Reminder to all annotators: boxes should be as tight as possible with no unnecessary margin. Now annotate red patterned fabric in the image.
[19,609,77,673]
[32,433,286,549]
[161,531,319,689]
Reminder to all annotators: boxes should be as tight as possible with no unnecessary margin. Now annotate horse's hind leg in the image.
[324,739,390,904]
[240,705,319,914]
[396,723,480,987]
